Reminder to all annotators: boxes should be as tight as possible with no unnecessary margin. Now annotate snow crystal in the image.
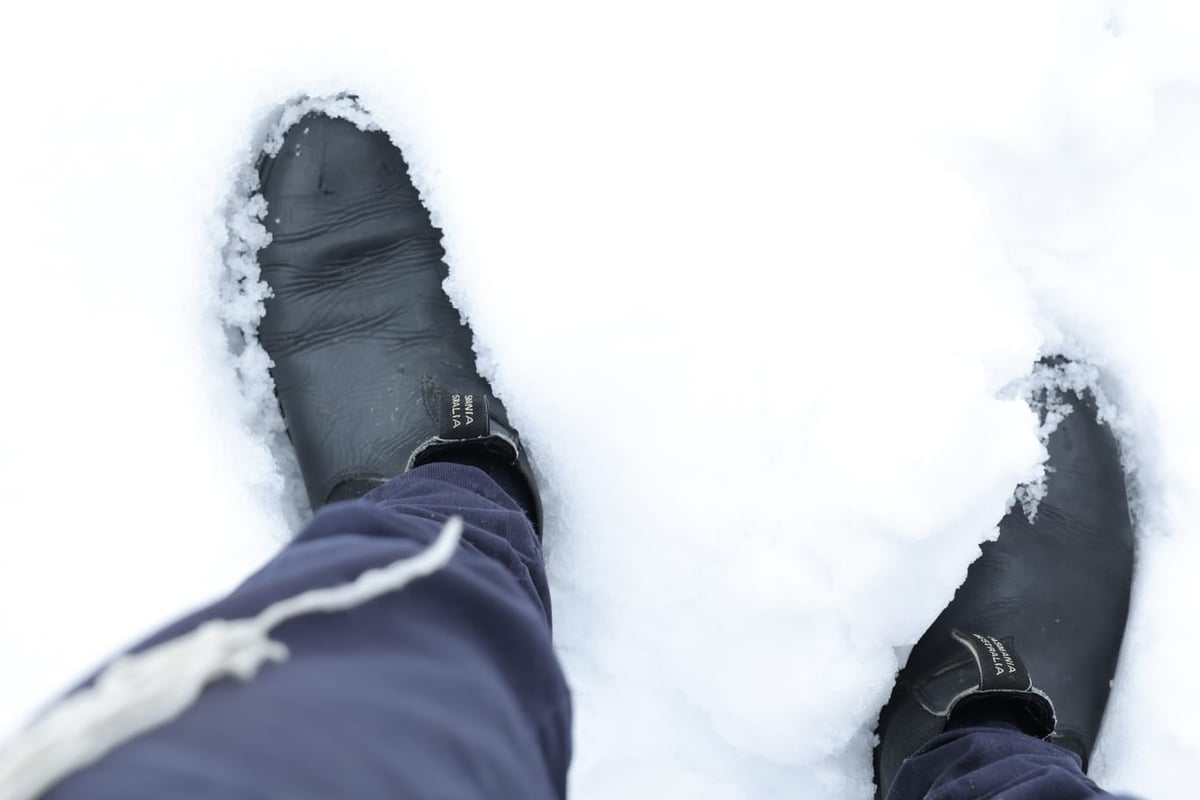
[260,93,378,157]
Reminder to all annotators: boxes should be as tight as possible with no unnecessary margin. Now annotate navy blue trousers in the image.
[887,720,1128,799]
[42,464,1124,799]
[46,463,571,799]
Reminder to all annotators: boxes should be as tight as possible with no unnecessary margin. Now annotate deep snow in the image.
[4,2,1200,797]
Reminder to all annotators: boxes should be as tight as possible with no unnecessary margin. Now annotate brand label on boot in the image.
[440,392,490,441]
[951,629,1034,693]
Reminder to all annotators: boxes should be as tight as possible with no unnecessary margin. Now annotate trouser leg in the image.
[886,720,1128,800]
[44,462,571,800]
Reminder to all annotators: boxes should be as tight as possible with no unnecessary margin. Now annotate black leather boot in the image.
[874,360,1135,798]
[256,109,541,533]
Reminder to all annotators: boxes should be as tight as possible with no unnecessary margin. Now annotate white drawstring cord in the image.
[0,516,463,800]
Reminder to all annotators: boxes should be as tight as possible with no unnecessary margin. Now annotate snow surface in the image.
[3,2,1200,797]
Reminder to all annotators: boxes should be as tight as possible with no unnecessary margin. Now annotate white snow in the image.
[3,1,1200,797]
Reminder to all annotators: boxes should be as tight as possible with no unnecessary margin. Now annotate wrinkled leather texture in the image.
[257,113,513,508]
[875,380,1135,798]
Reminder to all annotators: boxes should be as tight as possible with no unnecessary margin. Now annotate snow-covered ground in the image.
[4,1,1200,797]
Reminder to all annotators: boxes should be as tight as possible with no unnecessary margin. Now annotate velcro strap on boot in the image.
[436,391,490,440]
[407,380,520,470]
[418,378,492,442]
[953,631,1033,692]
[947,629,1057,738]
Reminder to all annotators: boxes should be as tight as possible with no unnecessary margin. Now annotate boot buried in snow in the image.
[874,361,1135,797]
[256,109,540,532]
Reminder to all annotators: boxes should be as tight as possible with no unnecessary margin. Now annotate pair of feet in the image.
[255,109,1135,799]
